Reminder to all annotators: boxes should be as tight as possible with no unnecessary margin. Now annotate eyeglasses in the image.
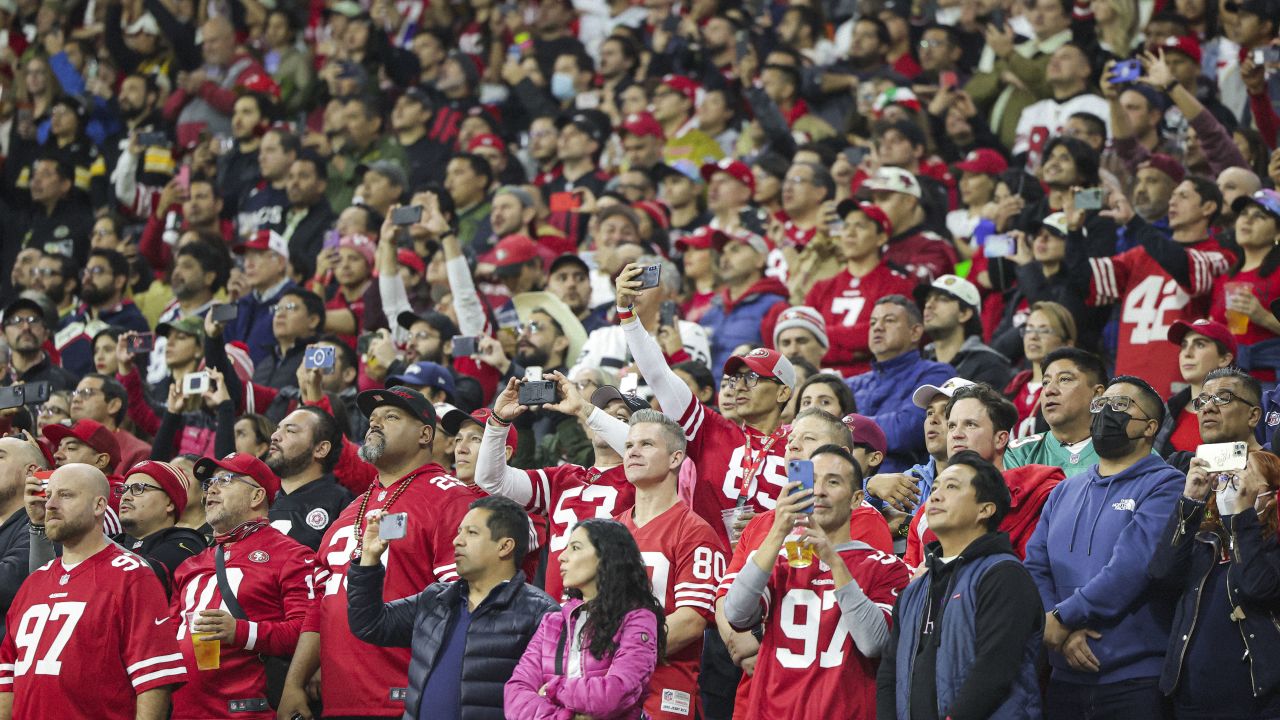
[1212,473,1240,493]
[1089,395,1151,419]
[271,302,303,315]
[93,228,115,237]
[38,405,68,417]
[1019,326,1060,338]
[3,316,42,327]
[83,266,111,276]
[410,330,438,342]
[200,472,261,492]
[783,176,816,187]
[113,483,166,498]
[34,268,62,277]
[1193,390,1256,413]
[518,321,553,336]
[70,388,101,400]
[918,39,948,49]
[722,372,779,390]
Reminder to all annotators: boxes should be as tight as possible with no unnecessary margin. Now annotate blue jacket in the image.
[846,351,954,473]
[56,300,150,376]
[226,279,297,364]
[865,457,939,513]
[699,276,788,381]
[1024,454,1182,685]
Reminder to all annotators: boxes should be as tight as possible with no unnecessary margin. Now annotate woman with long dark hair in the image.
[506,519,664,719]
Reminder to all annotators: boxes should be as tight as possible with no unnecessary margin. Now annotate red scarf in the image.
[213,517,269,546]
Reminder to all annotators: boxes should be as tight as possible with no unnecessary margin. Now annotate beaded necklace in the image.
[350,468,428,560]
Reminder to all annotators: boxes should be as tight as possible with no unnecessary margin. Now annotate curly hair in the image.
[565,519,667,663]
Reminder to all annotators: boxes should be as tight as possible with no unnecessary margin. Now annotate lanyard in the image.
[735,426,787,508]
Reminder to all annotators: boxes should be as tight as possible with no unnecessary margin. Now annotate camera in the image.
[452,335,479,357]
[1108,59,1142,84]
[210,304,238,323]
[518,367,557,406]
[378,512,408,541]
[183,371,210,396]
[129,333,155,354]
[391,205,423,226]
[1074,188,1104,211]
[639,264,662,289]
[304,345,336,372]
[984,234,1017,259]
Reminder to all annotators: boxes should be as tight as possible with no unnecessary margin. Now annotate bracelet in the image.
[29,524,45,538]
[1164,80,1178,93]
[617,305,635,321]
[489,410,514,426]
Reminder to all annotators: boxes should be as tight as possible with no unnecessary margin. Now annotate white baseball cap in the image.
[911,377,977,408]
[863,167,922,199]
[773,306,829,349]
[917,274,981,309]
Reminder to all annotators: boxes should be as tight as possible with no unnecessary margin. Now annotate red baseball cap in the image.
[701,159,756,194]
[1152,35,1202,65]
[1137,153,1186,184]
[44,419,120,472]
[1168,318,1238,357]
[397,248,426,275]
[723,348,797,389]
[124,460,190,519]
[835,200,893,237]
[954,148,1008,176]
[675,226,729,253]
[467,133,507,154]
[193,452,282,505]
[480,235,541,276]
[235,229,290,260]
[841,414,888,455]
[659,74,700,105]
[632,200,670,231]
[724,227,775,257]
[238,71,280,98]
[620,111,664,139]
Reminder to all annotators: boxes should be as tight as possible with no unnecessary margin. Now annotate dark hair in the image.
[39,252,77,281]
[280,288,326,323]
[1185,175,1224,224]
[350,202,386,234]
[795,162,834,200]
[296,405,345,472]
[810,443,865,486]
[784,4,825,41]
[237,413,275,457]
[295,149,329,181]
[239,91,277,124]
[875,294,924,325]
[1068,112,1107,140]
[856,16,891,46]
[469,495,532,568]
[454,153,494,187]
[1234,128,1270,177]
[33,155,75,184]
[946,383,1019,433]
[921,23,962,46]
[176,239,231,293]
[601,35,640,69]
[1147,10,1192,35]
[85,373,128,425]
[1041,347,1108,387]
[673,360,714,394]
[946,450,1011,531]
[795,373,857,416]
[1204,366,1263,408]
[264,128,302,156]
[1042,136,1100,187]
[568,519,668,662]
[1109,374,1167,427]
[88,248,130,281]
[345,94,380,122]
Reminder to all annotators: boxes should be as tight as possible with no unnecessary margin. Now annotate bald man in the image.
[0,438,43,634]
[174,15,271,144]
[1218,167,1262,220]
[1,464,187,720]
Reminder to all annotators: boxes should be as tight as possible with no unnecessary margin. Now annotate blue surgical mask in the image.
[551,73,575,101]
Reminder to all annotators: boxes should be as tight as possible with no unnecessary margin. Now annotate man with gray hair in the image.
[617,408,727,720]
[0,436,42,634]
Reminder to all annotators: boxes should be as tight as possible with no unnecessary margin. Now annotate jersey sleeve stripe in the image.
[1088,257,1114,302]
[126,653,185,674]
[679,397,705,439]
[0,678,12,686]
[675,599,714,612]
[529,469,551,513]
[132,667,187,688]
[674,582,719,591]
[245,621,259,652]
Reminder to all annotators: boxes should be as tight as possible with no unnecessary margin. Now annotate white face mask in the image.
[1217,483,1241,517]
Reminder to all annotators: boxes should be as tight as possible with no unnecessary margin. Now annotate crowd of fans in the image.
[0,0,1279,717]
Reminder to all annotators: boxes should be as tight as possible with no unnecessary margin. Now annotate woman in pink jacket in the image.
[505,519,665,719]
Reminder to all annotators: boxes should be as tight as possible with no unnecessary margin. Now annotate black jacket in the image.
[1155,388,1195,458]
[285,202,338,280]
[268,474,354,551]
[1148,499,1280,700]
[347,565,557,720]
[117,525,207,597]
[0,508,31,637]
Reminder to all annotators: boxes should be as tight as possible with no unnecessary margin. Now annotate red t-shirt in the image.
[804,264,918,377]
[305,464,479,717]
[618,502,727,720]
[170,527,315,719]
[524,464,635,600]
[1210,268,1280,381]
[0,545,187,720]
[1169,407,1203,454]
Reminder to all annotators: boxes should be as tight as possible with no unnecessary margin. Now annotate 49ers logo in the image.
[248,550,270,563]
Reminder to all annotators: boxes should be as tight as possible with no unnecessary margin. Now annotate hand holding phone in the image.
[378,512,408,541]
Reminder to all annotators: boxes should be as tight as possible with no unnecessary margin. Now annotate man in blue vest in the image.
[876,451,1044,720]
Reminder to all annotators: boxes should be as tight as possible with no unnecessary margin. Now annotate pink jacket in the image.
[504,599,658,720]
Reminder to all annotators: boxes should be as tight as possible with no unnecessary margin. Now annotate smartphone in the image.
[33,469,54,498]
[323,229,341,251]
[210,303,238,323]
[378,512,408,541]
[183,371,210,396]
[1196,441,1249,473]
[987,8,1005,27]
[1108,59,1142,84]
[735,32,750,62]
[356,331,378,356]
[659,301,678,328]
[842,146,869,167]
[549,191,581,213]
[22,381,50,405]
[0,386,23,411]
[518,366,557,406]
[391,205,423,226]
[939,70,958,90]
[176,165,191,192]
[788,459,815,514]
[451,335,479,357]
[639,264,662,290]
[1074,188,1104,210]
[129,333,155,354]
[303,345,336,372]
[984,234,1017,258]
[137,130,168,147]
[1254,47,1280,65]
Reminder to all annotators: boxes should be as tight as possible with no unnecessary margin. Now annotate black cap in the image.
[548,253,590,276]
[2,298,50,327]
[1239,0,1278,16]
[357,385,438,426]
[556,109,611,144]
[590,386,649,414]
[396,310,459,340]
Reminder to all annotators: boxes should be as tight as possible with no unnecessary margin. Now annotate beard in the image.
[266,446,314,479]
[81,283,114,306]
[516,344,551,368]
[358,432,386,464]
[43,282,66,305]
[46,512,94,544]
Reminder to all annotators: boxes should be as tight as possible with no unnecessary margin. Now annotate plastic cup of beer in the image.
[1224,282,1252,335]
[721,506,751,547]
[186,611,220,670]
[784,531,816,569]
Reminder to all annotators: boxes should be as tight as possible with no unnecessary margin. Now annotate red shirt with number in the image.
[304,464,479,717]
[1088,239,1233,395]
[0,544,187,720]
[169,525,316,719]
[739,542,910,720]
[524,464,635,600]
[617,502,727,720]
[1209,268,1280,382]
[804,264,918,377]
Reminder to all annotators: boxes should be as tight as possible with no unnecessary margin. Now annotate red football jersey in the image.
[306,464,478,717]
[742,543,910,720]
[804,264,918,377]
[525,464,635,599]
[0,545,187,720]
[1089,239,1232,395]
[170,526,316,720]
[618,502,727,720]
[677,397,789,526]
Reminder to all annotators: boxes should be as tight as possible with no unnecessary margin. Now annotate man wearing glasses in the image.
[226,229,297,364]
[70,374,152,474]
[1024,375,1183,720]
[107,461,205,597]
[1,298,75,391]
[1166,366,1266,475]
[169,452,313,719]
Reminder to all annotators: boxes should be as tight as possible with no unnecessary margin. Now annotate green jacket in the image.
[965,29,1071,150]
[326,137,408,211]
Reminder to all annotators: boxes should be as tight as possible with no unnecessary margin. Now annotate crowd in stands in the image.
[0,0,1279,717]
